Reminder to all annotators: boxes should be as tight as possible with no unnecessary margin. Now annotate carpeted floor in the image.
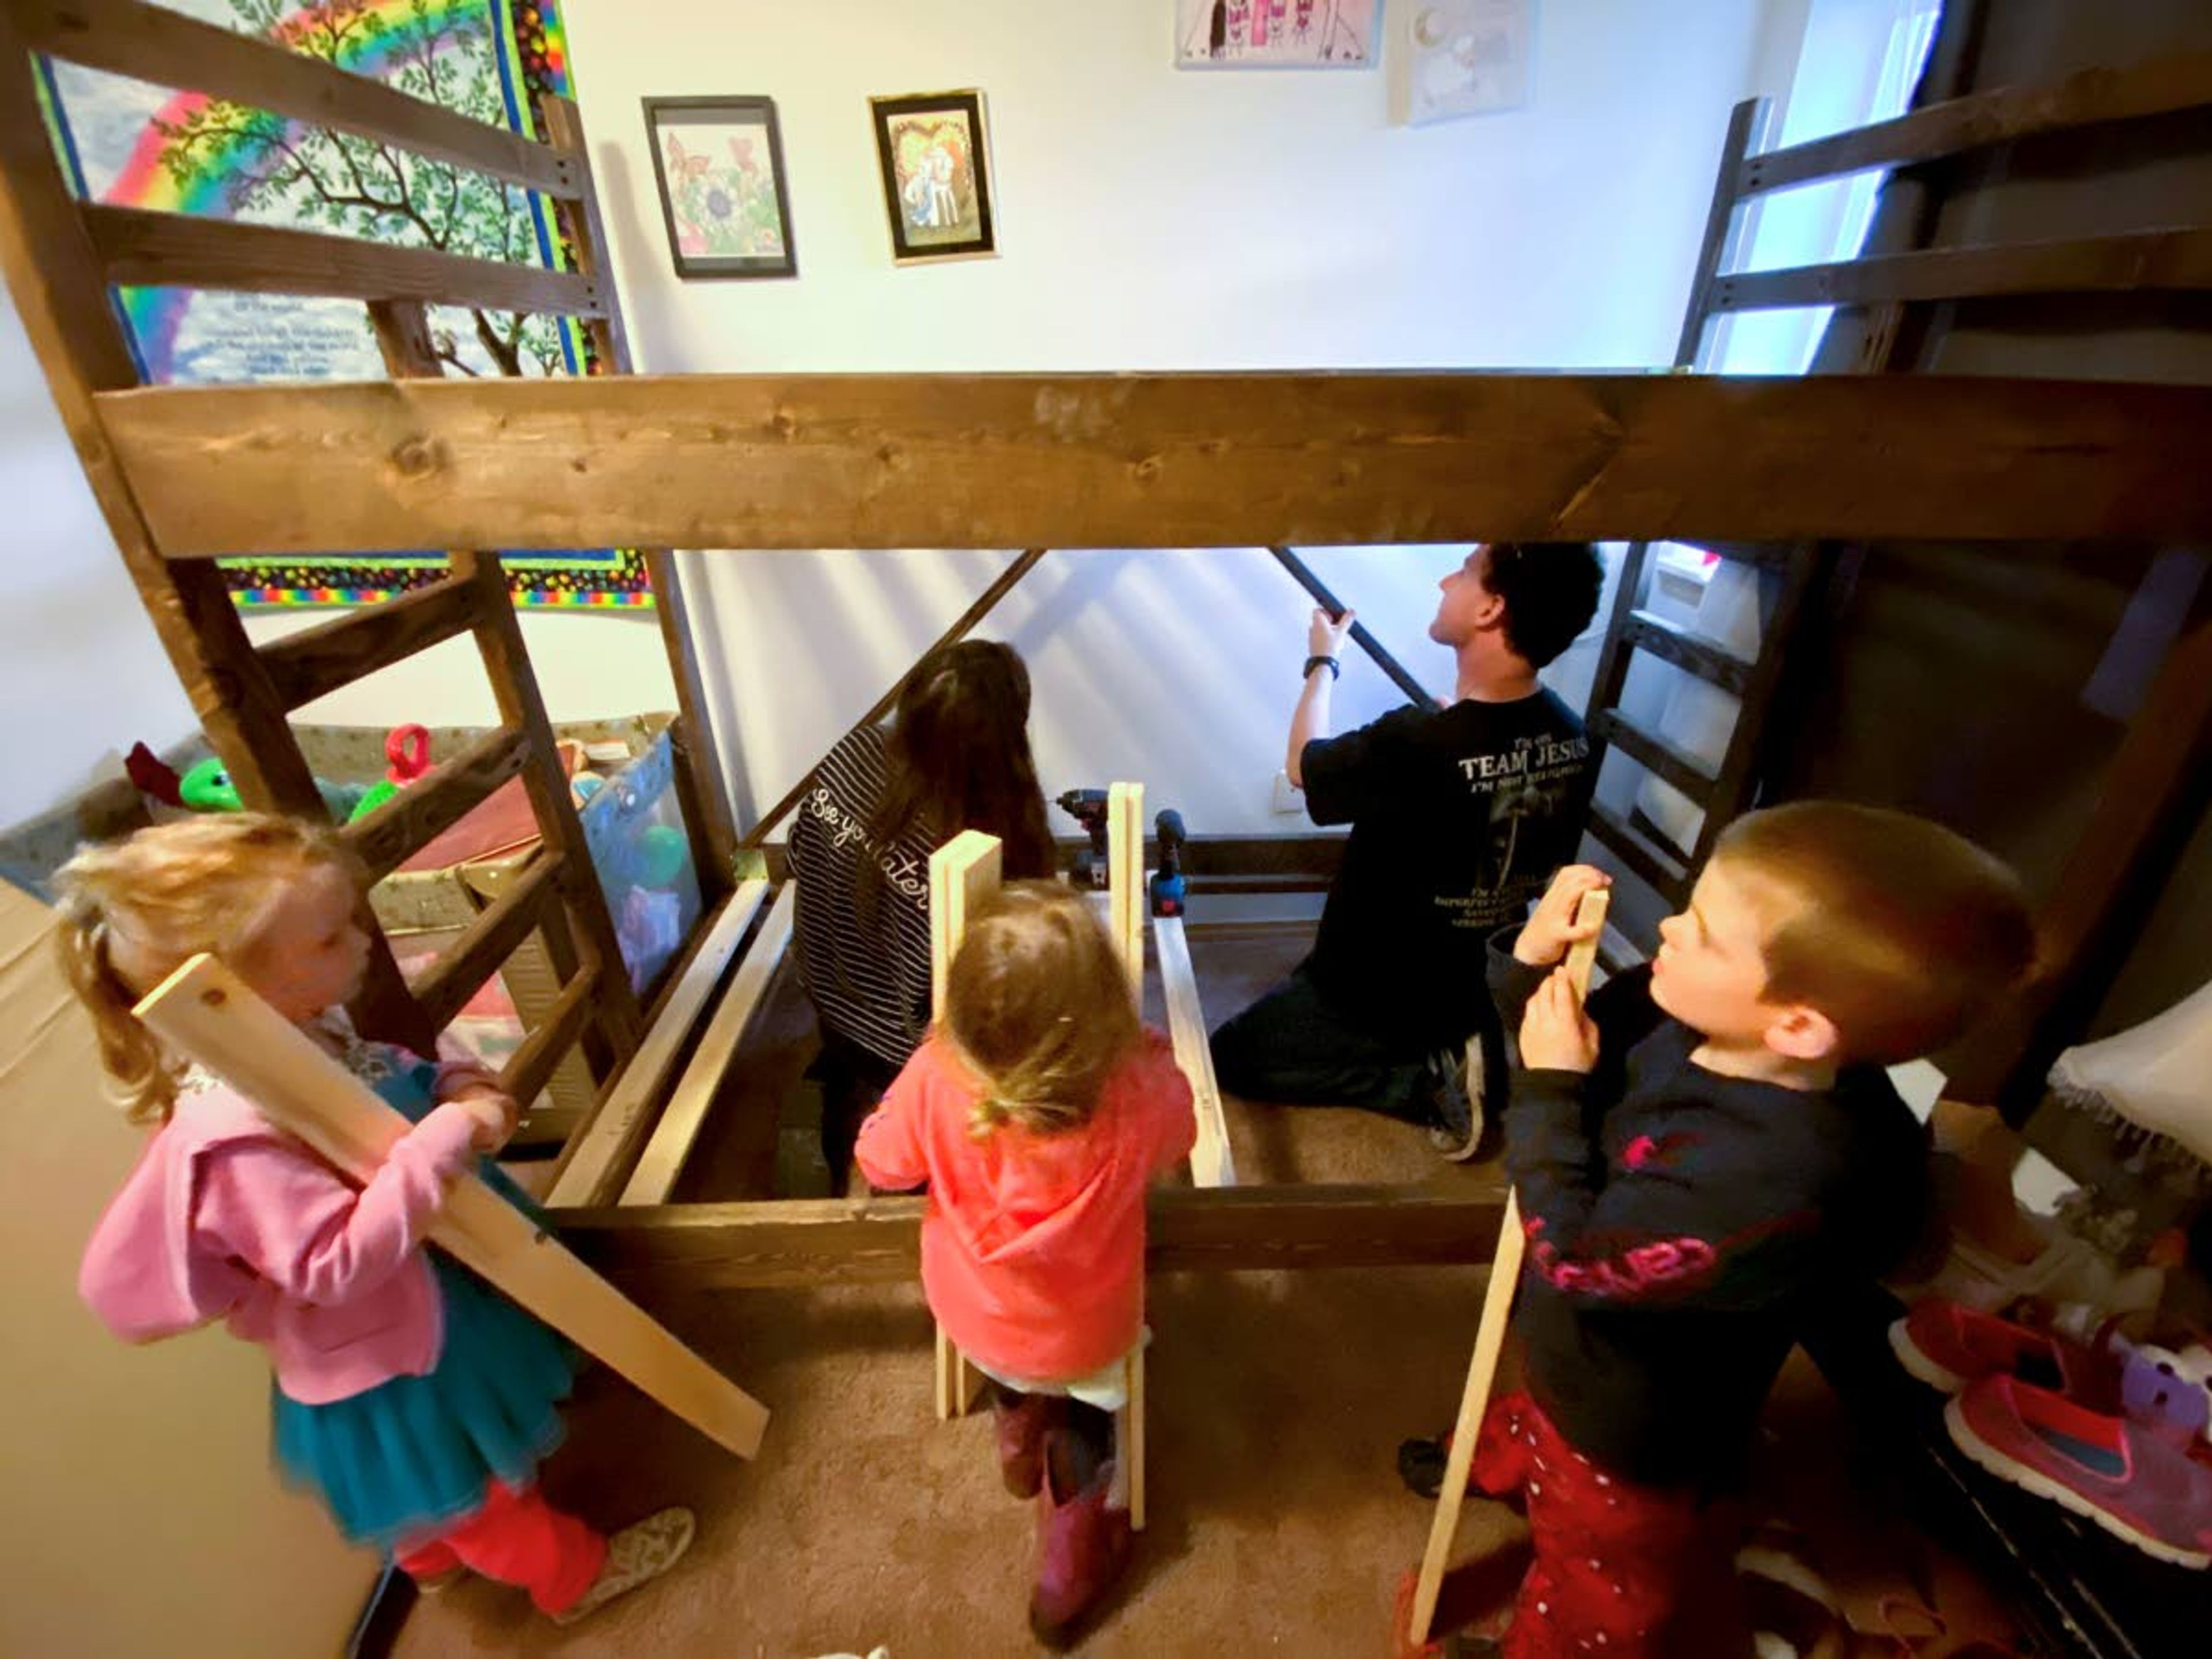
[400,922,2027,1657]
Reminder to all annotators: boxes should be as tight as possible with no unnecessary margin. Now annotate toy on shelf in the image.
[347,725,433,824]
[177,755,366,824]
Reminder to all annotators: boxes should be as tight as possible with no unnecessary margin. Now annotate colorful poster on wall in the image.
[1395,0,1534,126]
[34,0,650,609]
[1175,0,1378,69]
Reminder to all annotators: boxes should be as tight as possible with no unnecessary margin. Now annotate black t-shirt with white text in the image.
[1300,691,1592,1047]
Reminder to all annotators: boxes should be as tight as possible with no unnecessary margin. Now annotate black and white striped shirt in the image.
[786,725,936,1068]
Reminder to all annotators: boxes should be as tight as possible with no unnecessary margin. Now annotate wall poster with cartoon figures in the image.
[643,96,798,279]
[868,89,996,264]
[1175,0,1379,69]
[32,0,650,609]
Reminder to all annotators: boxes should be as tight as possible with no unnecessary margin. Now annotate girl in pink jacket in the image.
[857,881,1195,1643]
[64,815,691,1626]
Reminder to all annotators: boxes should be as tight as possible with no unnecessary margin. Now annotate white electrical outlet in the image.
[1271,770,1304,815]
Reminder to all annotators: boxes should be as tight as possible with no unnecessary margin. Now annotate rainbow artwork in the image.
[36,0,649,609]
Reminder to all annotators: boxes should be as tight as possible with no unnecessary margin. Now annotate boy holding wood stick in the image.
[1426,804,2032,1658]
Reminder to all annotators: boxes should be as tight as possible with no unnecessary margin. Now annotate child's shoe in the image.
[1889,1298,2115,1403]
[550,1507,696,1626]
[995,1391,1066,1498]
[1029,1427,1132,1646]
[1945,1376,2212,1568]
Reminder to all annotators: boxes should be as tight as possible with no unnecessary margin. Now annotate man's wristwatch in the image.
[1303,654,1340,681]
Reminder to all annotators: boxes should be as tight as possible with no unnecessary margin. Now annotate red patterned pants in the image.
[395,1482,606,1615]
[1470,1392,1753,1659]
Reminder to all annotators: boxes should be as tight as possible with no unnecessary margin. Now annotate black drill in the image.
[1057,788,1113,888]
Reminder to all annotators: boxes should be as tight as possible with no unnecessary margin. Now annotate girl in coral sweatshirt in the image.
[857,880,1195,1643]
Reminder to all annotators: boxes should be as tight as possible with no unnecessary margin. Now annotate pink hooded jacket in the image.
[856,1029,1196,1382]
[79,1066,487,1405]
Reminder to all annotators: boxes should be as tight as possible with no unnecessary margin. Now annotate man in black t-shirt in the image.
[1209,541,1603,1158]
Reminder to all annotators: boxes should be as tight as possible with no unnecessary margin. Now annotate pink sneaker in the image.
[1945,1375,2212,1569]
[1889,1298,2112,1403]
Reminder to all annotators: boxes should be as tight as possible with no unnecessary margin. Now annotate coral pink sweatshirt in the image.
[857,1029,1196,1382]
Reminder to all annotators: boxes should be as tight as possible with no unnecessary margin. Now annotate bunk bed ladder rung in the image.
[407,850,566,1035]
[255,575,487,711]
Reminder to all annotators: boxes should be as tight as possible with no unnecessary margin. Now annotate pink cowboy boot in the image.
[1029,1426,1132,1646]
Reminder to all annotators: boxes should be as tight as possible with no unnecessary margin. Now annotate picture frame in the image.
[642,96,798,279]
[868,89,997,264]
[1175,0,1380,69]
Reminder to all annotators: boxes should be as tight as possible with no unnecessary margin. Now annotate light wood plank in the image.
[560,1181,1511,1290]
[618,883,797,1206]
[1740,49,2212,198]
[407,850,562,1034]
[134,953,767,1457]
[546,881,768,1207]
[88,373,2212,556]
[1108,781,1144,1002]
[256,573,483,711]
[1154,915,1235,1188]
[83,204,607,317]
[12,0,578,198]
[927,829,1002,1421]
[1411,890,1606,1647]
[340,723,529,881]
[1710,228,2212,313]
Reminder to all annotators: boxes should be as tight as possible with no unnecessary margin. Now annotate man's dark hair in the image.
[1481,542,1605,669]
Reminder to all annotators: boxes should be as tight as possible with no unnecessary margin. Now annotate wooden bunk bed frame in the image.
[4,9,2211,1646]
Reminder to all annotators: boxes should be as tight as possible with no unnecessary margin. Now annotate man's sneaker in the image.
[1945,1375,2212,1568]
[1423,1041,1482,1162]
[550,1508,696,1626]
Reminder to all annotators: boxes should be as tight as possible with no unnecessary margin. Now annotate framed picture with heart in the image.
[868,89,997,264]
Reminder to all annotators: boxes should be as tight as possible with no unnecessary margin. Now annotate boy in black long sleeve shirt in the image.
[1453,803,2032,1659]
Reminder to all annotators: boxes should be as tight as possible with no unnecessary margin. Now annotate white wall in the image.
[565,0,1802,835]
[1,286,195,818]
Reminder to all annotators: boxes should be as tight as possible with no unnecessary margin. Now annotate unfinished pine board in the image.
[1710,228,2212,313]
[88,373,2212,556]
[1107,782,1145,1001]
[619,882,797,1207]
[1119,1343,1146,1531]
[547,880,768,1208]
[929,830,1002,1422]
[1154,915,1234,1188]
[1410,888,1607,1648]
[1739,48,2212,198]
[560,1182,1512,1291]
[13,0,579,198]
[135,953,767,1458]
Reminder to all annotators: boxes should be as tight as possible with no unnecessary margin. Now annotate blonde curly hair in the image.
[54,813,361,1123]
[943,880,1141,1139]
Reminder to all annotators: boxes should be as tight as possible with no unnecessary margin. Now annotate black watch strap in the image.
[1303,654,1341,681]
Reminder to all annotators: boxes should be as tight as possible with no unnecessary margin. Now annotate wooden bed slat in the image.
[1710,228,2212,313]
[82,205,607,317]
[341,723,529,881]
[559,1182,1512,1291]
[88,373,2212,555]
[618,883,797,1207]
[256,573,483,711]
[1738,48,2212,198]
[11,0,580,198]
[406,851,562,1035]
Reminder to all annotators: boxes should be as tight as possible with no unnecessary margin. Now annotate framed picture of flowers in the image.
[642,96,798,279]
[868,89,997,263]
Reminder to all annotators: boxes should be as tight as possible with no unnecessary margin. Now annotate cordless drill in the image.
[1057,788,1113,888]
[1149,809,1188,917]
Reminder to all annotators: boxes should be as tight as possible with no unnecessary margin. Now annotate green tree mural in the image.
[155,0,562,377]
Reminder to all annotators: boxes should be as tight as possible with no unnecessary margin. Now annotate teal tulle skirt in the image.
[270,1055,577,1551]
[272,1256,575,1551]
